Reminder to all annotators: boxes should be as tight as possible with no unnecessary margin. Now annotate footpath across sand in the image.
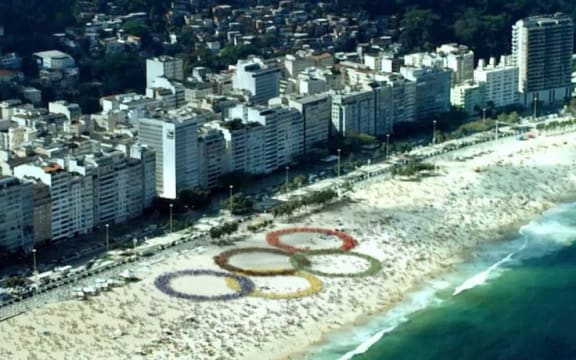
[1,131,576,360]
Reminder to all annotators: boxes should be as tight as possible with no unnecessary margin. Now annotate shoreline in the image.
[259,133,576,360]
[288,212,550,360]
[1,131,576,360]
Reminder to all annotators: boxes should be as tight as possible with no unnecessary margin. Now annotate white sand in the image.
[228,251,292,270]
[2,130,576,360]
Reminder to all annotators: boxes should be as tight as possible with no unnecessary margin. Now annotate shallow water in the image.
[306,203,576,360]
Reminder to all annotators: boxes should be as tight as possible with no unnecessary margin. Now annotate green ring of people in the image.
[289,249,382,278]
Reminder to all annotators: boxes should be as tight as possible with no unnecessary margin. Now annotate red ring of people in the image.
[266,227,357,253]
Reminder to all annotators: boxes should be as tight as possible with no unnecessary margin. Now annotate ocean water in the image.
[306,202,576,360]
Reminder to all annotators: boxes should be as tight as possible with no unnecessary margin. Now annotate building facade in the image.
[138,115,199,199]
[474,58,519,108]
[400,66,451,121]
[0,177,34,254]
[450,80,486,115]
[233,60,281,105]
[146,56,185,88]
[331,89,375,136]
[288,94,331,153]
[512,13,574,105]
[198,125,227,189]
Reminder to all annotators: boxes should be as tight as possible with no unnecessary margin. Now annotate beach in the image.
[1,130,576,360]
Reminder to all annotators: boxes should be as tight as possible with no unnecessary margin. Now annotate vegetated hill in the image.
[1,0,575,60]
[342,0,576,58]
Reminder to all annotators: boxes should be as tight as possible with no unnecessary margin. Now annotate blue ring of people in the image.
[154,269,255,301]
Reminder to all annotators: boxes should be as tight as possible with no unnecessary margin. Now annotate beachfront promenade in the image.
[0,235,211,322]
[1,114,575,325]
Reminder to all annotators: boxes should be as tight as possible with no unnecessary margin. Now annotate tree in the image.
[121,20,153,45]
[399,8,441,51]
[219,171,252,188]
[179,187,212,210]
[221,193,254,215]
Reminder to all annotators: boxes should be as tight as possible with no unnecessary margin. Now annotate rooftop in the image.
[33,50,72,59]
[42,163,62,173]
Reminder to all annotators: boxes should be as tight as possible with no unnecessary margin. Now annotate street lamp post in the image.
[432,120,437,145]
[32,248,37,275]
[533,94,538,121]
[495,120,499,141]
[105,223,110,251]
[169,203,174,233]
[385,134,390,160]
[229,185,234,203]
[337,149,341,177]
[482,108,486,128]
[285,166,290,186]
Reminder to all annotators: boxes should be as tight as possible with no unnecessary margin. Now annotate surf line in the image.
[453,237,529,296]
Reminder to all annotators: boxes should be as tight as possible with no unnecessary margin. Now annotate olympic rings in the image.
[154,229,378,302]
[225,271,323,299]
[154,269,254,301]
[213,247,296,276]
[289,249,382,278]
[266,227,357,252]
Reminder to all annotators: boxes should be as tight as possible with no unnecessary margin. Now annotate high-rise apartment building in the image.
[227,104,304,172]
[331,89,375,136]
[474,57,519,108]
[435,44,475,85]
[0,176,34,254]
[14,162,93,240]
[138,114,199,199]
[233,60,281,105]
[400,66,451,121]
[512,13,574,105]
[146,56,185,88]
[288,94,331,153]
[217,120,267,175]
[198,126,227,189]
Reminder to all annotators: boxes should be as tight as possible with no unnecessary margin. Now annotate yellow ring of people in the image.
[214,247,296,276]
[225,271,323,299]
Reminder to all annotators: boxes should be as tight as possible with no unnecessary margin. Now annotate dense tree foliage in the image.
[345,0,576,58]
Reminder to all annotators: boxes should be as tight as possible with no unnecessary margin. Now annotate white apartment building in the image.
[331,89,375,136]
[233,59,281,105]
[227,104,304,173]
[138,114,199,199]
[436,44,475,85]
[74,151,137,225]
[146,77,186,109]
[400,66,451,121]
[285,54,314,77]
[33,50,76,70]
[284,51,334,77]
[371,77,417,135]
[338,61,375,87]
[450,80,485,114]
[14,162,94,240]
[48,100,81,122]
[130,144,156,209]
[474,58,519,108]
[146,56,184,88]
[198,125,227,189]
[288,94,331,152]
[0,176,34,253]
[4,126,37,151]
[217,120,267,175]
[297,70,328,95]
[331,74,417,138]
[512,13,574,105]
[364,52,383,72]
